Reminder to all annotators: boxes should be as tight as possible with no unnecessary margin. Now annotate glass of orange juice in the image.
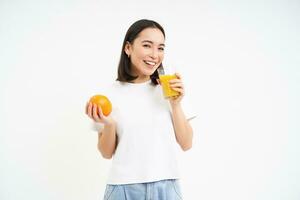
[158,66,179,98]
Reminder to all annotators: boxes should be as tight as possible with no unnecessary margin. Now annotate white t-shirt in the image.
[92,79,193,185]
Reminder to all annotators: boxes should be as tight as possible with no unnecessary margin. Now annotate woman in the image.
[86,19,193,200]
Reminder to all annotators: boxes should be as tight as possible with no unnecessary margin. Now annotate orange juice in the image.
[159,74,179,98]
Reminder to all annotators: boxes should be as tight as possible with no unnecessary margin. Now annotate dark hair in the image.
[116,19,165,85]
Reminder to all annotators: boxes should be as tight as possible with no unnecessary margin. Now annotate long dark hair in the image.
[116,19,165,85]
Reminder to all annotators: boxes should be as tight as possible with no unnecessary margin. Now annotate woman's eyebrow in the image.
[142,40,165,47]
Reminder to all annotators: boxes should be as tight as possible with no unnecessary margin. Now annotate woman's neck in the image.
[131,76,150,83]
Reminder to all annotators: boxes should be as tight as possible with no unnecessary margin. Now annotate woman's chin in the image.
[142,68,156,76]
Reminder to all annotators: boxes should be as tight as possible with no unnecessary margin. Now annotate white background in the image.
[1,0,299,199]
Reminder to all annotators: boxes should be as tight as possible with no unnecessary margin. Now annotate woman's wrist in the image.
[170,101,182,111]
[104,118,116,127]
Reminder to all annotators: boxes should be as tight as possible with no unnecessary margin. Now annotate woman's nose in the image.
[150,49,159,59]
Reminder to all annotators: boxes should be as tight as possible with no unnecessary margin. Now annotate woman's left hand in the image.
[168,73,185,106]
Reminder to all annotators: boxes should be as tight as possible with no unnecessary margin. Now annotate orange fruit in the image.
[89,94,112,116]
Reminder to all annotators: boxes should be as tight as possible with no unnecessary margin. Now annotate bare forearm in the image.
[171,104,193,151]
[98,121,117,159]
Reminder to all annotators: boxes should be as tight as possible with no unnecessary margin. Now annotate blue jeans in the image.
[103,179,183,200]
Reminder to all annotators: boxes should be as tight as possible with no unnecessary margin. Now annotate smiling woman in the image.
[85,19,194,200]
[116,20,166,85]
[123,28,165,83]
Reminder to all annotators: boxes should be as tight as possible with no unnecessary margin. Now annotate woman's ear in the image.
[124,41,131,57]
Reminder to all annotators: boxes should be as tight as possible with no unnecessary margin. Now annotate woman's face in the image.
[125,28,165,82]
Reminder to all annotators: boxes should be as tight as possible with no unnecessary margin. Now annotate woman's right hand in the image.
[85,102,114,125]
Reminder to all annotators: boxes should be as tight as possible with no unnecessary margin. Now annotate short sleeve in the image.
[181,94,197,122]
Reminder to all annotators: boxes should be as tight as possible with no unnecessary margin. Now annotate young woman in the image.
[86,19,193,200]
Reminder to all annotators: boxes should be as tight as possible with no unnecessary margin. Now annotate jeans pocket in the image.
[103,185,117,200]
[172,180,183,200]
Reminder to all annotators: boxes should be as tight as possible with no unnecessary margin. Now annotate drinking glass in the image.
[157,66,179,98]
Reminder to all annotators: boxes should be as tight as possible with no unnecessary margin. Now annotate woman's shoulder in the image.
[101,80,122,90]
[103,80,124,99]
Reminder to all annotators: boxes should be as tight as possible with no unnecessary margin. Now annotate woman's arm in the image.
[171,103,193,151]
[97,120,117,159]
[86,102,118,159]
[168,73,194,151]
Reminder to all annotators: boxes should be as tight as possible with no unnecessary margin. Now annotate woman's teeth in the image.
[144,61,156,66]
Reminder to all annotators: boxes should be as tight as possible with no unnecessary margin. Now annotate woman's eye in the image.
[159,47,165,51]
[143,44,151,48]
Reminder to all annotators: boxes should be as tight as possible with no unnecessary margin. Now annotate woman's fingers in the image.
[168,79,181,84]
[92,103,106,122]
[172,87,184,95]
[174,72,182,79]
[169,77,185,96]
[170,82,184,93]
[92,104,100,121]
[85,101,106,123]
[98,106,104,119]
[169,82,183,88]
[85,102,89,115]
[169,79,183,87]
[87,102,93,118]
[168,73,185,103]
